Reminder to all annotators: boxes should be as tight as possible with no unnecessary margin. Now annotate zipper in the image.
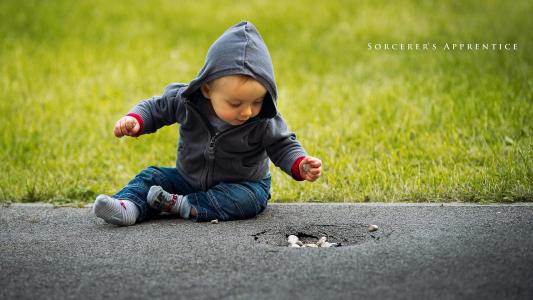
[205,132,219,190]
[202,119,261,189]
[185,101,262,190]
[185,102,215,190]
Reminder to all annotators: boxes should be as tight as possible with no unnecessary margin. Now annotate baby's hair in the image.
[206,74,257,91]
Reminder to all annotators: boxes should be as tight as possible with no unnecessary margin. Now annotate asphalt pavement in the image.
[1,203,532,300]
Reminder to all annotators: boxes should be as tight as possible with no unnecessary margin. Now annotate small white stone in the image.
[303,163,310,172]
[368,224,378,232]
[289,243,300,248]
[210,219,219,224]
[317,236,327,246]
[287,235,299,245]
[304,243,319,248]
[321,242,332,248]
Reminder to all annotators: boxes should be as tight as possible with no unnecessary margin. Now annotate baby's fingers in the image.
[128,121,140,136]
[125,119,139,135]
[114,122,124,137]
[308,168,321,176]
[132,124,140,135]
[308,158,322,168]
[120,120,130,136]
[306,173,320,182]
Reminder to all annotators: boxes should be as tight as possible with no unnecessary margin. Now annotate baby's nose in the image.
[241,106,252,117]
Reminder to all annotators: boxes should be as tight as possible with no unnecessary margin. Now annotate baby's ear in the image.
[200,83,211,99]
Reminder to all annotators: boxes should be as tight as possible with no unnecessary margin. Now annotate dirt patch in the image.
[252,223,389,247]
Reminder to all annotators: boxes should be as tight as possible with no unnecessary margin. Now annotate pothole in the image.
[252,223,389,248]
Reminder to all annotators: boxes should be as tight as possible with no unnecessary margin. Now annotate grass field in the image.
[1,0,532,204]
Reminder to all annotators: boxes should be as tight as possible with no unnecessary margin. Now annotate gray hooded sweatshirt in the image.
[129,21,307,191]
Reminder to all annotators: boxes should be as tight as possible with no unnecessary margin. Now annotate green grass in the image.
[1,0,532,204]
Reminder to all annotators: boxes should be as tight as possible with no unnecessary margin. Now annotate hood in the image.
[182,21,278,118]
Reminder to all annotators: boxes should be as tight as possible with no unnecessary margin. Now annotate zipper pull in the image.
[210,133,219,148]
[208,133,219,156]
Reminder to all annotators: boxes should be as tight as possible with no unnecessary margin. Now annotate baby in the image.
[93,21,322,225]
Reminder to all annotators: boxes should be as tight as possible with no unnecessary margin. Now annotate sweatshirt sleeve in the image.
[263,114,308,179]
[127,83,188,135]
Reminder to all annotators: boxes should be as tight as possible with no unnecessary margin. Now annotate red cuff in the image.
[126,113,144,137]
[291,156,306,181]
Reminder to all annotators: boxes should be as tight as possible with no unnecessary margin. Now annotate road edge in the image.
[2,202,532,208]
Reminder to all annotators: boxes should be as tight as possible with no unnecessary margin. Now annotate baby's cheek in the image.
[252,106,262,117]
[216,110,235,122]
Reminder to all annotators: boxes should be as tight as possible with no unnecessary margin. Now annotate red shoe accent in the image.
[165,194,177,211]
[120,201,127,210]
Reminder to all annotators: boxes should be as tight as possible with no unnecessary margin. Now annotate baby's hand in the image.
[299,156,322,182]
[113,116,140,138]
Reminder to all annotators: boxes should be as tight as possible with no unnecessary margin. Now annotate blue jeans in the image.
[114,166,271,222]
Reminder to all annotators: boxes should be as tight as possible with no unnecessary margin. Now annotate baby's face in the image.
[201,75,267,126]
